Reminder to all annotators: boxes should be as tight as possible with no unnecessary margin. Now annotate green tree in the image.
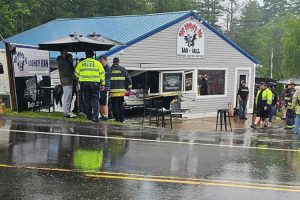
[195,0,224,26]
[257,19,288,78]
[289,0,300,15]
[281,14,300,77]
[235,1,264,75]
[262,0,289,23]
[0,4,16,38]
[149,0,196,13]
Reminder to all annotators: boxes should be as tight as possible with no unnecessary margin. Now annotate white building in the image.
[1,11,259,118]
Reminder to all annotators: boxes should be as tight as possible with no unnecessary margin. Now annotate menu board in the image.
[162,73,183,93]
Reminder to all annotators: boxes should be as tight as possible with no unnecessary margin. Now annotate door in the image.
[236,70,250,108]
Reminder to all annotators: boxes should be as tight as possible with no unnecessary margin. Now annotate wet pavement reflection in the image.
[0,117,300,199]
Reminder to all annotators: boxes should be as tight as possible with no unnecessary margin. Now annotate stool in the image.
[216,109,232,132]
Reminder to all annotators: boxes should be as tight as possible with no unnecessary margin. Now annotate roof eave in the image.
[104,10,260,65]
[191,12,260,64]
[104,11,194,57]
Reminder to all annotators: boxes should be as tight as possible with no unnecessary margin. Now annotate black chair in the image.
[142,98,154,126]
[216,109,232,132]
[153,100,173,129]
[34,75,55,112]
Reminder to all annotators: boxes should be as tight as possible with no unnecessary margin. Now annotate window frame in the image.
[160,71,184,94]
[184,71,194,93]
[196,68,228,98]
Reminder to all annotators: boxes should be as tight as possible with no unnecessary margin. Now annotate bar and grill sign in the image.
[177,21,204,58]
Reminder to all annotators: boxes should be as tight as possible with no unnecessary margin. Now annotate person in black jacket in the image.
[237,80,249,120]
[57,50,76,118]
[110,58,132,122]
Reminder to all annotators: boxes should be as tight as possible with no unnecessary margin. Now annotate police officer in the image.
[110,58,132,123]
[75,50,105,122]
[284,81,296,130]
[251,82,273,129]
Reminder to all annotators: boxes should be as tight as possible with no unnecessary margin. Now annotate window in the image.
[184,72,193,91]
[197,70,226,96]
[162,72,183,93]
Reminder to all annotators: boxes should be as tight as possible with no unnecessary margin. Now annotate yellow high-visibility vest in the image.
[255,88,272,105]
[75,58,105,85]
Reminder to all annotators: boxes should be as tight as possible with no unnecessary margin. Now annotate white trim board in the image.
[196,68,229,99]
[182,112,217,119]
[233,67,253,112]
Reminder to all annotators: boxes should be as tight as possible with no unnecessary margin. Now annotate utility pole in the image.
[0,34,17,111]
[229,0,234,38]
[270,48,274,79]
[226,14,230,35]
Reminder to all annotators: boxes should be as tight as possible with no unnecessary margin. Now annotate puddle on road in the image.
[0,118,300,186]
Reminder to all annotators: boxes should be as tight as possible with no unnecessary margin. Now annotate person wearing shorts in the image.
[251,82,273,129]
[99,56,111,121]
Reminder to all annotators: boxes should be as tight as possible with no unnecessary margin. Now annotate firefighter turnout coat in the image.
[110,64,132,97]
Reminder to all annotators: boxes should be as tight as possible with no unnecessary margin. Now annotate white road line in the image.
[0,128,299,152]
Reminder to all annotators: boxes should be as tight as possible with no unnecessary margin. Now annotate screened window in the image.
[197,70,226,96]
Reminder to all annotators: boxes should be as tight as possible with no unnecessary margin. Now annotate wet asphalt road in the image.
[0,117,300,200]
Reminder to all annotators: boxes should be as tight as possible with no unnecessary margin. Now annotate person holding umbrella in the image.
[57,49,76,119]
[75,49,105,122]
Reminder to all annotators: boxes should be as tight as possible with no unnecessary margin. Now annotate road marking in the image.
[85,174,300,193]
[1,163,300,193]
[0,128,299,152]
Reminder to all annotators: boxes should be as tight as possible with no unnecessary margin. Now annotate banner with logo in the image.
[177,21,204,58]
[13,46,50,77]
[12,45,50,112]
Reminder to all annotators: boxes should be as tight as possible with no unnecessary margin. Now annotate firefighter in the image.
[75,50,105,122]
[251,82,273,129]
[110,58,132,123]
[284,81,296,130]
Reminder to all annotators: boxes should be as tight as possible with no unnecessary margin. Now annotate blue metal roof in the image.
[1,11,259,64]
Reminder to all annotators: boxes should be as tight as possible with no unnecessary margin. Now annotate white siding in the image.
[107,17,256,118]
[0,51,10,95]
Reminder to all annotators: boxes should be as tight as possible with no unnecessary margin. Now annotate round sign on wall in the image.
[177,21,204,58]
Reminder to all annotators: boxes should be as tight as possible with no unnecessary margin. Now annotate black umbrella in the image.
[38,33,124,52]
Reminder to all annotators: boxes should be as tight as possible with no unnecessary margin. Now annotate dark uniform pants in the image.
[111,97,125,122]
[80,82,100,121]
[286,109,295,128]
